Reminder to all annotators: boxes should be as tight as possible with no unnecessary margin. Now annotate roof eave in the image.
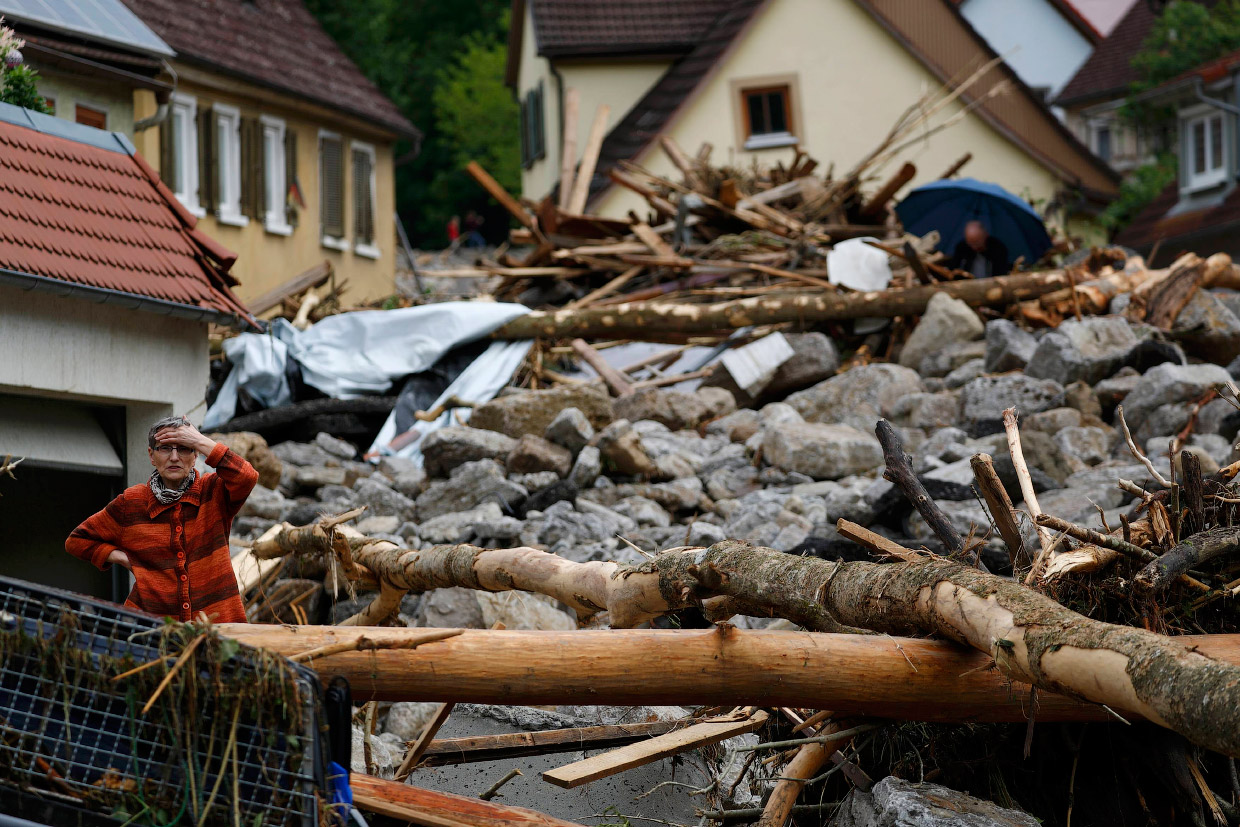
[0,268,259,331]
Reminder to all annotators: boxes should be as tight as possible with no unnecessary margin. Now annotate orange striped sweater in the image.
[66,443,257,623]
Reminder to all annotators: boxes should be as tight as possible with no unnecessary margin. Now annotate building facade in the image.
[509,0,1118,242]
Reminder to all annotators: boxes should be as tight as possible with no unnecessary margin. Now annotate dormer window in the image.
[1185,109,1227,191]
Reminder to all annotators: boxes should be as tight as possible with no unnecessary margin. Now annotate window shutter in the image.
[533,82,545,161]
[159,112,176,191]
[239,117,264,220]
[519,97,530,168]
[284,127,299,228]
[320,135,345,239]
[197,105,217,214]
[352,147,374,245]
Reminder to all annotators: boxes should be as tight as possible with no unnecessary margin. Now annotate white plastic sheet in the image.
[204,302,529,429]
[367,339,533,466]
[826,237,892,292]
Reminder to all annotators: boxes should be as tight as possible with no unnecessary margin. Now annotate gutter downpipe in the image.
[134,59,177,133]
[0,267,255,330]
[549,60,566,202]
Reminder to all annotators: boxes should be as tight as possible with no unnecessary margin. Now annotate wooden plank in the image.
[424,267,591,279]
[607,169,676,218]
[572,338,634,396]
[422,720,684,766]
[631,222,676,259]
[564,266,643,310]
[466,161,536,230]
[566,104,610,215]
[659,135,705,192]
[542,709,769,789]
[351,773,585,827]
[557,87,580,212]
[395,702,455,782]
[246,261,332,316]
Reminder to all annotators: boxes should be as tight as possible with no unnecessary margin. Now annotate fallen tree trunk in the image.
[218,624,1240,733]
[250,516,1240,755]
[491,270,1071,339]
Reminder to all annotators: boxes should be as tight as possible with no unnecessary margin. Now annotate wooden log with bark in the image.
[220,623,1240,744]
[492,269,1072,339]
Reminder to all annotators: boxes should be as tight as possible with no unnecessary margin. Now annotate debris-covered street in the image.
[5,1,1240,826]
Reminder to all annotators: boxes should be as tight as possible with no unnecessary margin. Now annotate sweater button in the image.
[175,526,182,533]
[180,574,187,582]
[182,602,189,610]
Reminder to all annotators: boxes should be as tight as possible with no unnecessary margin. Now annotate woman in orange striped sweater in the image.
[66,416,257,623]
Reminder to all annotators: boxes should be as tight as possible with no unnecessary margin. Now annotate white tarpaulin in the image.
[366,339,533,465]
[204,302,529,429]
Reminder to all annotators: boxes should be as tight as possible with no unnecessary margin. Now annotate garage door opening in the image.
[0,394,126,600]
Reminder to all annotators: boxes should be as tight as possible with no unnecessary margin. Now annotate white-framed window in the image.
[169,93,203,217]
[1092,123,1112,163]
[351,141,379,259]
[319,129,347,250]
[1184,109,1228,191]
[260,115,292,236]
[213,104,246,226]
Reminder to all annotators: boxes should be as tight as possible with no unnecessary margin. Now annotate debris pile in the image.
[212,238,1240,824]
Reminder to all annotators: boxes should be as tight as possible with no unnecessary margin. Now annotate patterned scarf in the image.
[149,469,197,505]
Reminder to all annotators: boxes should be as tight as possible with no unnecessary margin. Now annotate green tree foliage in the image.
[303,0,518,245]
[430,30,520,218]
[1098,152,1178,230]
[1125,0,1240,127]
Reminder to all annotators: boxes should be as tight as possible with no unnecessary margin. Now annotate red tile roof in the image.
[118,0,418,139]
[0,110,253,322]
[1055,0,1156,105]
[1115,179,1240,252]
[530,0,733,56]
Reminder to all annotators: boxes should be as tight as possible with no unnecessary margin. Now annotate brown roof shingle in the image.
[0,107,252,321]
[531,0,733,56]
[118,0,418,139]
[1055,0,1156,106]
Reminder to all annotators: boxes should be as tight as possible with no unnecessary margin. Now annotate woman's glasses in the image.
[153,445,196,457]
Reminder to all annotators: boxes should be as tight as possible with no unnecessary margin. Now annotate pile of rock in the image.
[232,296,1240,589]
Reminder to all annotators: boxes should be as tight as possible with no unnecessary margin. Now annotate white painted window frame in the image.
[352,140,380,259]
[260,115,293,236]
[319,128,348,251]
[170,93,204,217]
[213,103,247,227]
[1182,105,1229,193]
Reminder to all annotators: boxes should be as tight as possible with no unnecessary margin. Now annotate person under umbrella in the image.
[945,220,1010,278]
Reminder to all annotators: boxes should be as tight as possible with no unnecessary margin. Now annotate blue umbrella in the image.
[894,178,1052,268]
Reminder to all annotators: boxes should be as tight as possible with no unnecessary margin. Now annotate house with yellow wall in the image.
[507,0,1118,240]
[116,0,420,308]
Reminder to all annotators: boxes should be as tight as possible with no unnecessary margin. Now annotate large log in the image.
[217,624,1240,729]
[492,270,1071,339]
[250,513,1240,756]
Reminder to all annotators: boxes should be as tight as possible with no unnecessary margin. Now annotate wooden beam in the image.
[631,222,676,259]
[542,709,769,789]
[395,702,455,782]
[659,135,705,192]
[607,169,676,218]
[859,162,916,218]
[422,720,684,766]
[246,261,332,316]
[557,87,580,212]
[351,773,586,827]
[217,625,1240,722]
[571,338,634,396]
[566,104,610,215]
[466,161,536,230]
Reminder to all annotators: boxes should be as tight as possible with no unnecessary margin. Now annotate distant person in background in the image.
[946,220,1009,277]
[447,214,460,246]
[463,211,486,248]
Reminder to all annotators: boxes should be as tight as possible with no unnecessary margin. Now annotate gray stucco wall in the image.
[0,285,209,486]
